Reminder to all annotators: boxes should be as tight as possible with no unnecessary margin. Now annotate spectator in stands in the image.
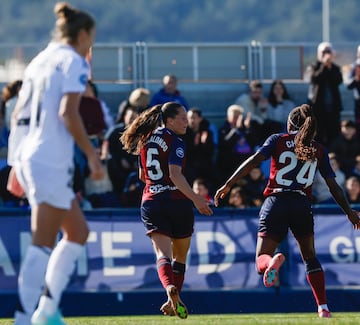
[313,153,346,204]
[234,80,269,144]
[192,177,214,206]
[1,80,22,149]
[242,166,267,207]
[216,104,257,186]
[101,106,139,199]
[227,186,250,209]
[83,165,119,208]
[184,107,215,184]
[74,80,107,199]
[79,81,114,212]
[100,86,146,214]
[329,153,346,191]
[129,87,151,112]
[351,155,360,178]
[346,58,360,133]
[121,170,144,207]
[79,80,107,139]
[348,44,360,79]
[267,79,295,132]
[87,79,114,129]
[329,119,360,176]
[117,87,150,124]
[307,42,343,146]
[345,176,360,204]
[150,74,189,109]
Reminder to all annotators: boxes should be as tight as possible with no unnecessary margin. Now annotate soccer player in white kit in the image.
[11,3,104,324]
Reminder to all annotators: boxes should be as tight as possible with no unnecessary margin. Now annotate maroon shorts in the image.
[258,192,314,242]
[141,199,194,239]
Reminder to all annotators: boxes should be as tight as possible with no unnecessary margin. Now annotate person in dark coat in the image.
[307,42,343,146]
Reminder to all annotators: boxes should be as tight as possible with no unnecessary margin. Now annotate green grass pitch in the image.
[1,313,360,324]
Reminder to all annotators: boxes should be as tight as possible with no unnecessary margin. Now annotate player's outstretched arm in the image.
[326,177,360,229]
[214,151,265,207]
[169,164,213,216]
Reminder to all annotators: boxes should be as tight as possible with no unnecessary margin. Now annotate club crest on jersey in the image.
[79,74,88,86]
[176,147,184,158]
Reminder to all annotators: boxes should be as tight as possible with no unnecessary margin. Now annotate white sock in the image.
[37,239,84,316]
[318,304,329,312]
[15,245,51,317]
[14,310,32,324]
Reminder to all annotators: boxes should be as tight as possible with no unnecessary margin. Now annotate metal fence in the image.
[0,41,358,85]
[90,42,307,86]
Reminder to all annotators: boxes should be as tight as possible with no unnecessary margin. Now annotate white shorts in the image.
[7,124,29,166]
[15,160,75,210]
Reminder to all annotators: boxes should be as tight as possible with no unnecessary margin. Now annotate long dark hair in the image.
[120,102,183,155]
[268,79,291,106]
[288,104,317,162]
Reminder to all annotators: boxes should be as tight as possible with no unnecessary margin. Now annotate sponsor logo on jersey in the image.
[149,184,177,194]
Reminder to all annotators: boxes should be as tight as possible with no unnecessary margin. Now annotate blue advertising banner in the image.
[289,214,360,287]
[0,208,358,292]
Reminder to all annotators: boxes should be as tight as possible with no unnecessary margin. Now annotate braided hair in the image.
[120,102,183,155]
[288,104,317,162]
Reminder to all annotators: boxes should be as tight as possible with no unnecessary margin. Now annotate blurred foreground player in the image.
[11,2,104,324]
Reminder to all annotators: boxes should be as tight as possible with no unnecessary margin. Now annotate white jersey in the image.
[18,42,89,169]
[7,85,31,166]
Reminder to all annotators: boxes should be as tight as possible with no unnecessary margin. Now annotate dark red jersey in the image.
[139,127,188,201]
[257,133,335,199]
